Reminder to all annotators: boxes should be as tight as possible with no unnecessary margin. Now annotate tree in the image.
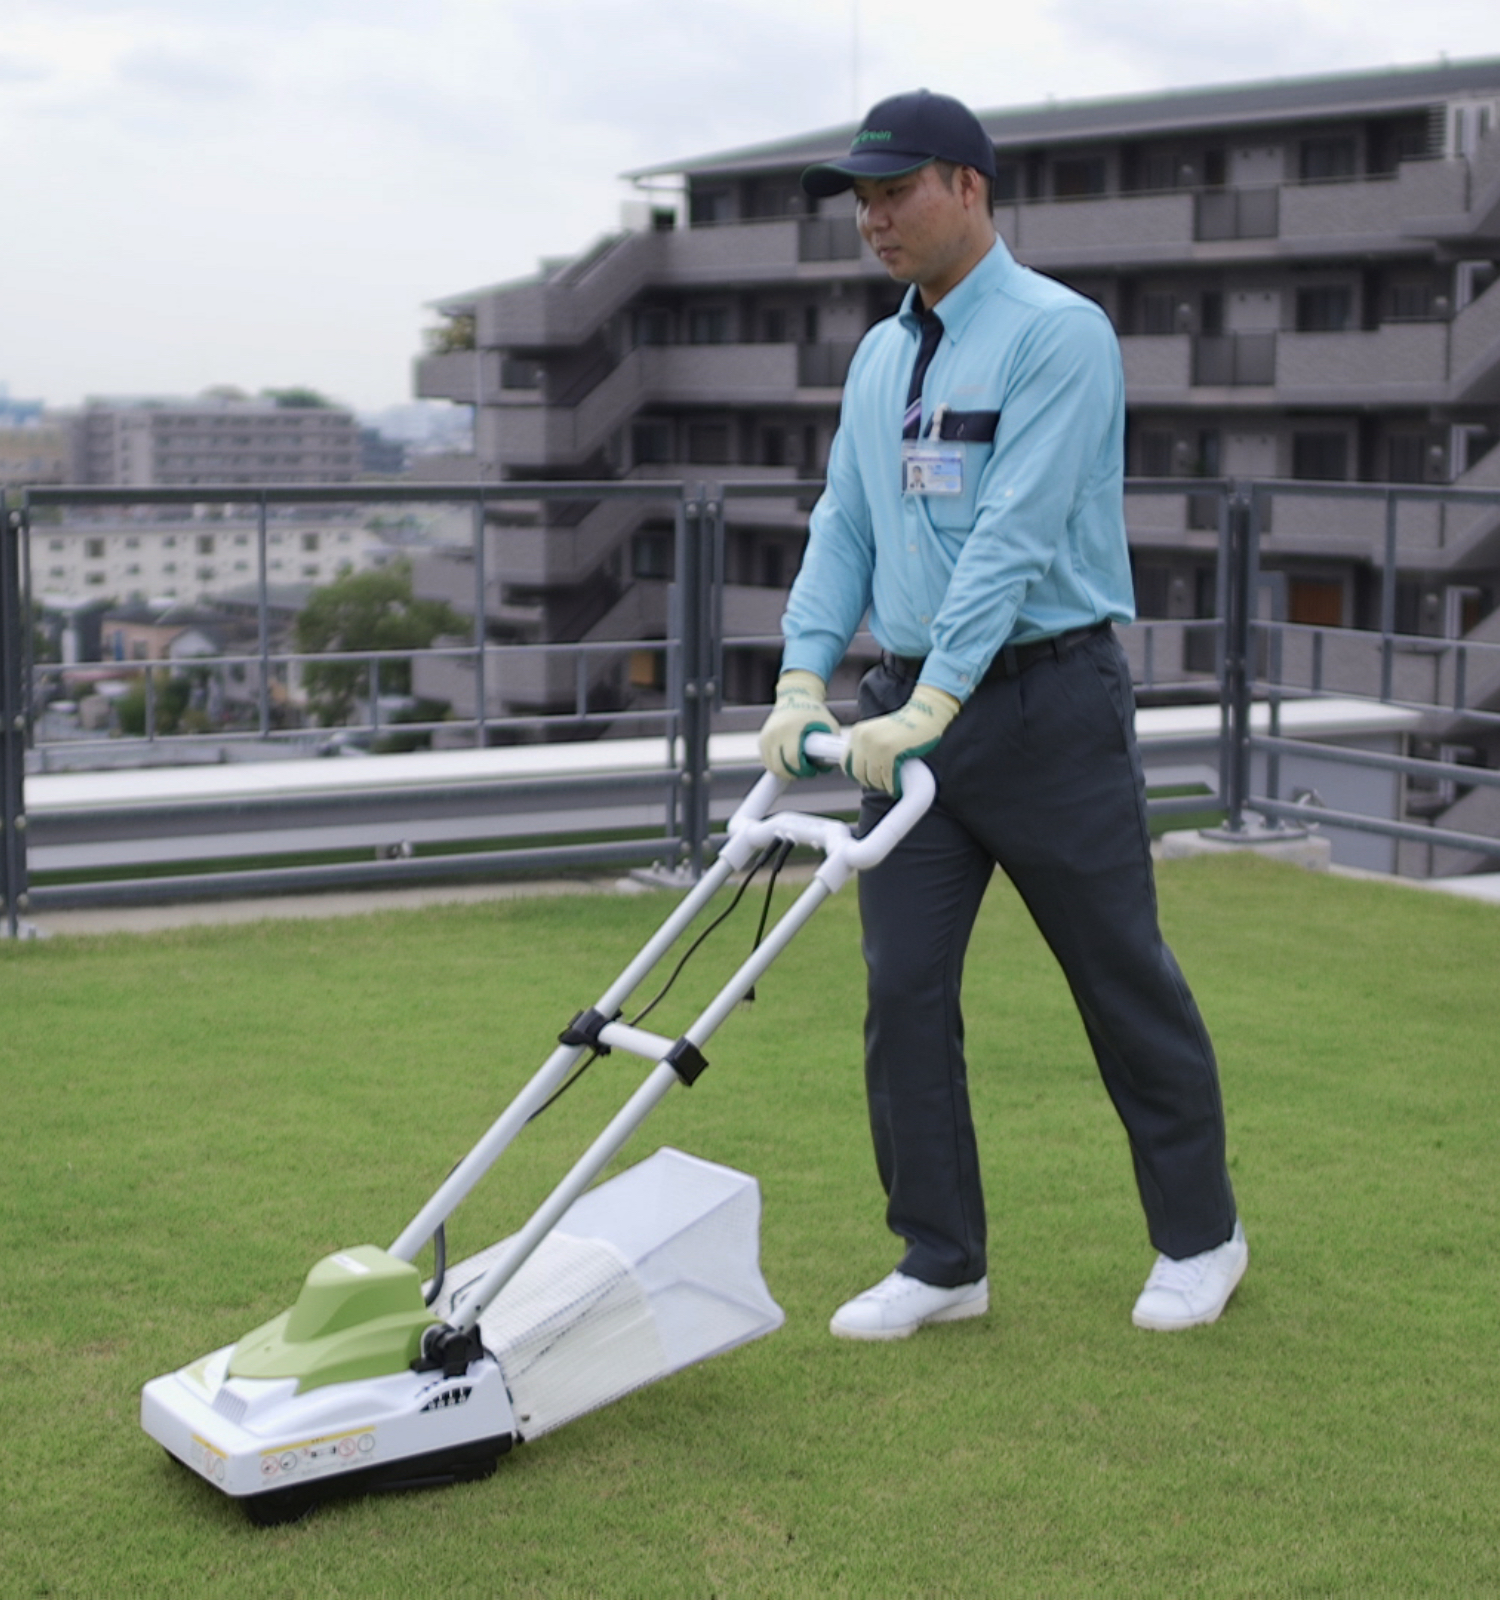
[295,561,465,727]
[260,387,337,409]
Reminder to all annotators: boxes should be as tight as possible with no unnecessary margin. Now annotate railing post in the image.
[256,493,271,738]
[674,485,714,878]
[1,503,31,937]
[1217,480,1256,834]
[473,490,487,747]
[1380,488,1398,703]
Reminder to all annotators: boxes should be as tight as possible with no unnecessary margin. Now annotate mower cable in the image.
[627,839,786,1030]
[522,841,787,1127]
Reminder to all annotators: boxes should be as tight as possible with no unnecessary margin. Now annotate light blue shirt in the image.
[782,235,1135,702]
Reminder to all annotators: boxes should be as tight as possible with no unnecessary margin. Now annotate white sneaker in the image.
[1132,1221,1248,1331]
[830,1271,989,1341]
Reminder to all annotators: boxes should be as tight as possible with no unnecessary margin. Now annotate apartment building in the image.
[31,514,388,606]
[412,60,1500,748]
[72,394,360,488]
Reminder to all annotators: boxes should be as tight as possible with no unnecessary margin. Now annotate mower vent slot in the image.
[213,1389,248,1425]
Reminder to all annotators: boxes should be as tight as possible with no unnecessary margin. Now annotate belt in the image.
[881,621,1112,685]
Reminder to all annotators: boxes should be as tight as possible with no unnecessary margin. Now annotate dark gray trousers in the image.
[856,628,1237,1287]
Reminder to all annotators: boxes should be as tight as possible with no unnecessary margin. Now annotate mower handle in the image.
[725,730,934,885]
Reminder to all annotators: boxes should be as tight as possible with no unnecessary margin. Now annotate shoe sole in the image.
[1131,1251,1248,1332]
[830,1292,989,1341]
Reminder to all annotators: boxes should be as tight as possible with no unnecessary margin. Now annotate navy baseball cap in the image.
[801,90,997,198]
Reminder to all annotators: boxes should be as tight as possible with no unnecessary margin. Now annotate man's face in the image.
[852,162,981,305]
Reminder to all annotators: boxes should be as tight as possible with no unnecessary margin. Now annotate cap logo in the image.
[853,129,893,145]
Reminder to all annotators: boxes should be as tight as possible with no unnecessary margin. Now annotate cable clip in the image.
[558,1007,620,1053]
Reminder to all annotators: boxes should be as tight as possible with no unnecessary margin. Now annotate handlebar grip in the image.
[803,730,847,767]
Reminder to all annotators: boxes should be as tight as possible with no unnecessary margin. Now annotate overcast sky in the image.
[4,0,1500,417]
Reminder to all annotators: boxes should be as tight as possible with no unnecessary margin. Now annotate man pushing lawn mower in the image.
[759,90,1247,1341]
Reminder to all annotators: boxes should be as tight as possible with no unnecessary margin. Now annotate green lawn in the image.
[3,854,1497,1595]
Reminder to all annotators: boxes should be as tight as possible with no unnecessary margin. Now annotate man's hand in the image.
[758,670,836,780]
[846,683,960,797]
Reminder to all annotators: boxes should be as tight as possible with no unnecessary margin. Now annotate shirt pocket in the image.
[922,431,996,534]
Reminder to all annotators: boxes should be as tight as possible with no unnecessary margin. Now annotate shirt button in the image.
[908,543,917,553]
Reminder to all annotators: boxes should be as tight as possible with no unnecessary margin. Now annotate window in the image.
[1295,286,1353,332]
[687,307,730,345]
[1138,430,1176,478]
[629,647,666,689]
[631,420,673,465]
[689,188,731,225]
[1289,579,1344,627]
[1053,156,1107,198]
[992,164,1019,204]
[1386,433,1429,484]
[1292,431,1350,481]
[85,537,105,559]
[686,424,731,465]
[633,309,672,347]
[1299,137,1356,181]
[196,535,215,555]
[302,532,320,552]
[1133,563,1172,618]
[1388,282,1434,321]
[1142,151,1179,191]
[1140,292,1180,335]
[631,533,673,579]
[760,307,788,343]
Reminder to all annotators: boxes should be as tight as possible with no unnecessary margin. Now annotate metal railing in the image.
[6,474,1500,931]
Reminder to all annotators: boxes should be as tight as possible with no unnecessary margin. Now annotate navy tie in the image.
[902,310,944,440]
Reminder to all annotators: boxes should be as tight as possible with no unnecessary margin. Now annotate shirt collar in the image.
[897,234,1014,345]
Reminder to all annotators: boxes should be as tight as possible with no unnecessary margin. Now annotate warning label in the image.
[190,1435,228,1484]
[258,1427,376,1482]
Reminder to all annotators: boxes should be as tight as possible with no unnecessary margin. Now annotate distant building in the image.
[71,393,359,488]
[0,418,71,487]
[359,426,409,476]
[30,513,390,606]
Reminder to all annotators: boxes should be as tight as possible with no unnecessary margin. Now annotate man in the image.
[759,90,1247,1340]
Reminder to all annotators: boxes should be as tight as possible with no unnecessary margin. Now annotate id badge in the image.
[901,441,963,496]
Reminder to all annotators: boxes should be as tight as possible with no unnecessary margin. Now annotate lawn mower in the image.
[140,736,935,1523]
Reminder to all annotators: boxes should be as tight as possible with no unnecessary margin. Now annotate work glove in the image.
[758,669,835,780]
[846,682,960,797]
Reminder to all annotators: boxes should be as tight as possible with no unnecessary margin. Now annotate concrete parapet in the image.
[1158,825,1333,871]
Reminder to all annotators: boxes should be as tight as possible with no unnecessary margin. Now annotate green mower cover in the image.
[229,1245,438,1393]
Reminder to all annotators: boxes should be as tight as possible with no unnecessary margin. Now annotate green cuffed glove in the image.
[758,669,836,780]
[846,682,961,797]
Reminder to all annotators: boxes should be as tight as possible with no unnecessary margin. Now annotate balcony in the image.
[997,190,1196,267]
[414,349,479,404]
[1276,323,1448,404]
[1279,158,1469,250]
